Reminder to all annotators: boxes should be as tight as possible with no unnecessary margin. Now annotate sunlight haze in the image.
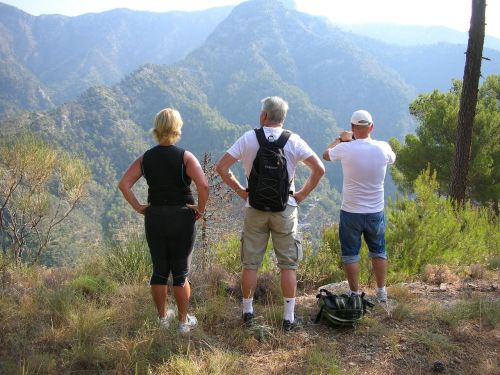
[3,0,500,38]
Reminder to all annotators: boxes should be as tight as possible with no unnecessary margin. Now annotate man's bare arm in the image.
[293,154,325,204]
[215,153,248,200]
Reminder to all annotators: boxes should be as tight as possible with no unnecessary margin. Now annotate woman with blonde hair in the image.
[119,108,209,334]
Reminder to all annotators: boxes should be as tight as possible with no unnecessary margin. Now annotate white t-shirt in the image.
[328,138,396,213]
[227,126,315,207]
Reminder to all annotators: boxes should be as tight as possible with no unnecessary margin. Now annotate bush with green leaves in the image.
[390,75,500,209]
[299,229,345,287]
[212,233,274,274]
[385,168,499,280]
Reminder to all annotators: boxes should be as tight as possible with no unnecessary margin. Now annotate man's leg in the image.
[280,268,296,298]
[343,262,360,293]
[241,268,258,299]
[281,268,297,325]
[371,257,387,289]
[339,210,362,294]
[364,211,388,302]
[240,207,269,320]
[270,206,300,325]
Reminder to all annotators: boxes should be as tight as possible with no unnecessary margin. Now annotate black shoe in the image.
[242,312,254,328]
[282,316,303,332]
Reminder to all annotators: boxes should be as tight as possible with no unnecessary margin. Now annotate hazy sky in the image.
[3,0,500,38]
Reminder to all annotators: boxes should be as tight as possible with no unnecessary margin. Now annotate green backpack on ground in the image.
[315,288,374,327]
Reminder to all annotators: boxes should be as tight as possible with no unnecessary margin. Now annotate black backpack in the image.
[247,128,292,212]
[315,289,374,327]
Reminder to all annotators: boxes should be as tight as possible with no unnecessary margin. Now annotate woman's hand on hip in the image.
[186,204,205,220]
[135,204,150,215]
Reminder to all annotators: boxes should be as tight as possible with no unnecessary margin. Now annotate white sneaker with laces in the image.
[178,314,198,334]
[376,288,388,303]
[158,308,176,328]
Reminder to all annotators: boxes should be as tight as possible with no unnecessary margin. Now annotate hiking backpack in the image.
[247,128,292,212]
[315,289,374,327]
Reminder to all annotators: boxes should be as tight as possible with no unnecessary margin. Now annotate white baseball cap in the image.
[350,110,373,126]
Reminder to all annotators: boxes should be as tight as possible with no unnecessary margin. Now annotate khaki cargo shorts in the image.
[241,205,302,270]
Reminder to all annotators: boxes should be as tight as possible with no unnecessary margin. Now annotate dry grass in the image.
[0,264,498,375]
[422,264,459,284]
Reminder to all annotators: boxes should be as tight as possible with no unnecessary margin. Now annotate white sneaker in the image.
[158,308,176,328]
[376,288,388,303]
[178,314,198,334]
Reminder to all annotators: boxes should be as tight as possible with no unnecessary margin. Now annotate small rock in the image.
[433,361,446,373]
[439,283,447,291]
[348,362,356,366]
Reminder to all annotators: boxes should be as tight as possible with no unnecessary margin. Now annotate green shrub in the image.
[39,285,76,325]
[213,232,274,274]
[385,169,499,280]
[67,274,116,299]
[213,234,241,274]
[299,234,343,287]
[104,234,152,284]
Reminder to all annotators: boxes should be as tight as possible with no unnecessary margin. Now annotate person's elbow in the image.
[214,161,226,177]
[315,162,326,177]
[117,178,127,193]
[200,179,210,195]
[322,150,331,161]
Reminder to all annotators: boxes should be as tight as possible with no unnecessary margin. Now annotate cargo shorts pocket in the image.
[295,237,303,263]
[240,231,244,264]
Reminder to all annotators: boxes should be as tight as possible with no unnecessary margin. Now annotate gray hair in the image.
[261,96,288,124]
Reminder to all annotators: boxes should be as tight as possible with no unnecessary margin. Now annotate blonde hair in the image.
[152,108,183,144]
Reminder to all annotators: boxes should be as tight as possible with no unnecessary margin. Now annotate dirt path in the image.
[223,277,500,375]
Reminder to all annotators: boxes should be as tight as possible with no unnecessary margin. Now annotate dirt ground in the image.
[216,276,500,375]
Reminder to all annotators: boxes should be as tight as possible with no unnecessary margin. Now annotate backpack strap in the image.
[254,128,292,148]
[360,292,375,313]
[314,303,326,324]
[275,130,291,148]
[318,288,334,296]
[254,128,268,147]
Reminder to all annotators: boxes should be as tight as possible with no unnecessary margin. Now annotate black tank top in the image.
[142,145,194,206]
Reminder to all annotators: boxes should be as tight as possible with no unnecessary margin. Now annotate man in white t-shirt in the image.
[215,96,325,331]
[323,109,396,303]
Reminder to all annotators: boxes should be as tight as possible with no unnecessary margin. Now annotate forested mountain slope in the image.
[1,0,499,260]
[0,2,232,116]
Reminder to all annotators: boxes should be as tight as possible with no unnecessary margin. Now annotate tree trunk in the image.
[449,0,486,204]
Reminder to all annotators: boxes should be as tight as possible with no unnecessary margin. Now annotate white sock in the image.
[376,287,386,293]
[349,290,361,296]
[242,298,253,314]
[283,297,295,322]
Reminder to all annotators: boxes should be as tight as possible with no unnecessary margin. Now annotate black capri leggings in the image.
[144,205,196,286]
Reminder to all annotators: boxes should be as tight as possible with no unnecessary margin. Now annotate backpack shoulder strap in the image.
[275,129,292,148]
[360,292,375,313]
[254,128,269,148]
[315,303,326,324]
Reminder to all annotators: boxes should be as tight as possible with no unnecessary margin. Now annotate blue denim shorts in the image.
[339,210,387,264]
